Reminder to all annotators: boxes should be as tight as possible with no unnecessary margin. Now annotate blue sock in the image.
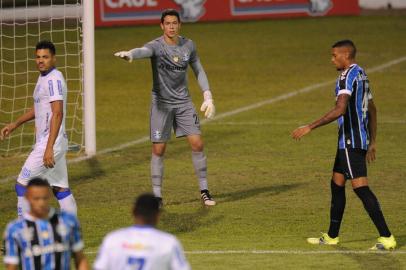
[15,184,28,217]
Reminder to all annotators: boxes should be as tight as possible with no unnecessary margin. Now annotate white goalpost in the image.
[0,0,96,157]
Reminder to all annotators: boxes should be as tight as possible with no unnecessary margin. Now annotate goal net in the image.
[0,0,84,156]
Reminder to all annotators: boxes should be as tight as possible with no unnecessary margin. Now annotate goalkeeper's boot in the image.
[201,190,216,206]
[307,233,339,245]
[370,235,396,250]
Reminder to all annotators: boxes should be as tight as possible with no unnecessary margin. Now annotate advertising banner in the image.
[95,0,360,27]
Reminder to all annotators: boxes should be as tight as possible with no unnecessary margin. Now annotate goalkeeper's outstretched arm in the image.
[114,47,153,63]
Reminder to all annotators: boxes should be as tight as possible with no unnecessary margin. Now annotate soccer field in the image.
[1,15,406,269]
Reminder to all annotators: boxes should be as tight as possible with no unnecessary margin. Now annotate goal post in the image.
[83,0,96,157]
[0,0,96,157]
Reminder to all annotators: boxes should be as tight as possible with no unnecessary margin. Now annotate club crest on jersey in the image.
[21,227,34,242]
[56,223,69,237]
[182,52,189,62]
[153,130,162,140]
[173,56,179,63]
[41,231,50,239]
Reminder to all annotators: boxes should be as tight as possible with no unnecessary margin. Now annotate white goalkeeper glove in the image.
[200,90,216,119]
[114,51,133,63]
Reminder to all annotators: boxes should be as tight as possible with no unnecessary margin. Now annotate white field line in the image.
[69,55,406,161]
[1,55,406,184]
[205,120,406,126]
[84,249,406,255]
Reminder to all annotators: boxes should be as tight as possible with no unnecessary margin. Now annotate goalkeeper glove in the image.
[114,51,133,63]
[200,90,215,119]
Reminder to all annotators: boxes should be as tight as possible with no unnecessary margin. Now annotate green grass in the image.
[1,15,406,269]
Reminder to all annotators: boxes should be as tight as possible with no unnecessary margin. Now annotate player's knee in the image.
[152,143,166,156]
[152,149,165,157]
[191,143,203,152]
[15,183,27,197]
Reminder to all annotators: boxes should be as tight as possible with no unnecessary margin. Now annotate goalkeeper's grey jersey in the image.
[143,36,210,107]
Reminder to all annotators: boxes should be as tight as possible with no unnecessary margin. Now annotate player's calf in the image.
[53,187,77,215]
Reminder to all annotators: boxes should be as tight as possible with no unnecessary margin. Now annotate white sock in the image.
[55,190,77,216]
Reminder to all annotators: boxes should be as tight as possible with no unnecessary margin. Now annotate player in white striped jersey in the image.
[0,41,77,217]
[93,194,190,270]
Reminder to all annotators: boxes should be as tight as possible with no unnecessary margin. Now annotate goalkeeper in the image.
[114,9,216,207]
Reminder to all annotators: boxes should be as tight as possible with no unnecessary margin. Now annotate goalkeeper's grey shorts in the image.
[150,102,201,143]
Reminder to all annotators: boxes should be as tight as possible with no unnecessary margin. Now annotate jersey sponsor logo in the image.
[48,80,54,96]
[122,242,146,250]
[24,243,70,257]
[159,63,187,71]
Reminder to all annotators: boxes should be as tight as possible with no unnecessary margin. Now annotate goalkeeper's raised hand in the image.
[200,90,215,119]
[114,51,133,63]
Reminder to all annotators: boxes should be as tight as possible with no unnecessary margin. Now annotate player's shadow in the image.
[395,234,406,249]
[216,183,303,204]
[335,245,403,270]
[167,183,303,206]
[69,157,106,183]
[160,207,223,234]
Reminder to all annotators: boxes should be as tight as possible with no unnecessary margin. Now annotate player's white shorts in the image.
[17,145,69,188]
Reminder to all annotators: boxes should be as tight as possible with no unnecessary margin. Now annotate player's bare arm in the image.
[292,94,350,140]
[43,100,63,168]
[367,99,377,163]
[1,107,35,140]
[74,250,89,270]
[6,264,18,270]
[114,46,153,62]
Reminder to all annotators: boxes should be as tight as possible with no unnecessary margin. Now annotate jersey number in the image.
[127,256,145,270]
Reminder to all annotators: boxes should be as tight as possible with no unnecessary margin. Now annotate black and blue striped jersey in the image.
[335,64,373,150]
[3,208,84,270]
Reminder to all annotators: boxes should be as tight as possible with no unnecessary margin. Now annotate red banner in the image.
[95,0,359,27]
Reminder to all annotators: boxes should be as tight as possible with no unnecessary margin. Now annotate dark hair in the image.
[36,40,56,55]
[27,178,51,189]
[161,9,180,23]
[332,39,356,59]
[133,193,160,224]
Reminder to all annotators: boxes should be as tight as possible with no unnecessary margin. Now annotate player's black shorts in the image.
[333,148,367,180]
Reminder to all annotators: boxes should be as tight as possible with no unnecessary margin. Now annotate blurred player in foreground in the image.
[93,193,190,270]
[3,178,88,270]
[0,40,77,216]
[114,9,216,207]
[292,40,396,250]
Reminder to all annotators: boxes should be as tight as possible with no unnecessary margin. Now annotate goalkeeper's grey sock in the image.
[151,153,164,198]
[192,151,208,191]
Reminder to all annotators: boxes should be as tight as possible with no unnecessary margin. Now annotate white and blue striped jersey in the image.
[335,64,373,150]
[3,208,84,270]
[93,225,190,270]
